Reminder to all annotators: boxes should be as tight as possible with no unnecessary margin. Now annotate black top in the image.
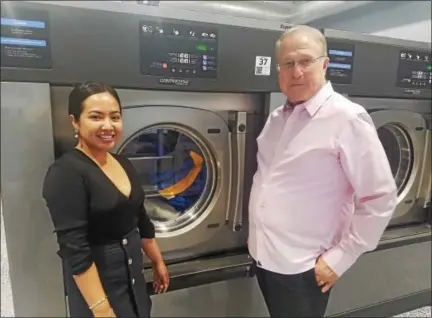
[42,149,155,275]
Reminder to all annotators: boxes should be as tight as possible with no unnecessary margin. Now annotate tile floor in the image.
[394,306,431,317]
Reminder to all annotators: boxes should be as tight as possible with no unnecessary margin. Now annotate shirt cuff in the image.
[321,245,359,277]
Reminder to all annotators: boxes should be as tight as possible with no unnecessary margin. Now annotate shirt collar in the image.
[283,81,334,117]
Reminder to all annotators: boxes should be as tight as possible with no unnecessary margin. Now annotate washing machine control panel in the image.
[139,20,218,79]
[0,7,52,70]
[326,41,355,85]
[397,50,431,89]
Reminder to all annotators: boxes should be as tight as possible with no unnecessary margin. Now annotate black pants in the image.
[254,263,331,318]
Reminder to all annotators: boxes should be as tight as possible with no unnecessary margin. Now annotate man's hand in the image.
[314,256,339,293]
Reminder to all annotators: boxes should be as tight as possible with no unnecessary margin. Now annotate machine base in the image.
[148,229,431,317]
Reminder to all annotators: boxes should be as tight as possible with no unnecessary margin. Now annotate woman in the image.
[42,82,169,317]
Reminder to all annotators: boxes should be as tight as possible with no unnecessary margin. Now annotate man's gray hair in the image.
[275,25,328,59]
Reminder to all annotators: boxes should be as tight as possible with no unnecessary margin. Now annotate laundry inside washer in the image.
[121,128,207,222]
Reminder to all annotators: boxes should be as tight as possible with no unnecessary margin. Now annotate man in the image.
[247,25,397,317]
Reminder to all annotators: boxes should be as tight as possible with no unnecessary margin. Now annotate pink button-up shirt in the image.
[248,82,397,277]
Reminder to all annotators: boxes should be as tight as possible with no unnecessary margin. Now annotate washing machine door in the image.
[114,105,232,255]
[370,110,427,222]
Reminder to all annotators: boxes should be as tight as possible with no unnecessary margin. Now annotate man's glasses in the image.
[278,55,327,70]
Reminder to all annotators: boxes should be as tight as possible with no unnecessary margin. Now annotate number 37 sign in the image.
[255,56,272,76]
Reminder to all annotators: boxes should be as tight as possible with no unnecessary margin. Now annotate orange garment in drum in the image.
[158,150,204,199]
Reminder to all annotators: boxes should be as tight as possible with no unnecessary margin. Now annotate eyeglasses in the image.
[278,55,327,70]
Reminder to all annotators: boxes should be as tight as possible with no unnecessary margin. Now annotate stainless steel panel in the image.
[268,92,286,112]
[323,28,431,51]
[2,1,281,94]
[50,86,262,155]
[324,30,431,100]
[147,241,432,317]
[1,82,65,317]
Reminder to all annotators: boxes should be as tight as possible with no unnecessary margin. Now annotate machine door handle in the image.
[417,129,431,209]
[229,112,247,232]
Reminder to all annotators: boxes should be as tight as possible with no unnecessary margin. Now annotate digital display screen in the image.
[326,41,355,85]
[1,8,51,69]
[139,21,218,79]
[397,50,431,89]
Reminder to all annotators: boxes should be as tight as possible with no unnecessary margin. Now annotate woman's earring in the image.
[74,129,79,139]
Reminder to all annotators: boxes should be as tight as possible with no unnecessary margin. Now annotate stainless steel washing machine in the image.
[350,97,431,227]
[50,87,263,264]
[322,29,431,229]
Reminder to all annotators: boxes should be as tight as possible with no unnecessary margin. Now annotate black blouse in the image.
[42,149,155,275]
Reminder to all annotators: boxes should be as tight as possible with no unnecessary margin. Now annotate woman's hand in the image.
[152,262,169,293]
[92,305,116,317]
[141,238,169,293]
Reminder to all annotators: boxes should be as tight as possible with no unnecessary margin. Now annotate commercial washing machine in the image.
[350,99,431,227]
[323,29,431,228]
[50,87,263,264]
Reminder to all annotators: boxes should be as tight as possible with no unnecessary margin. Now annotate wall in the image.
[310,1,431,43]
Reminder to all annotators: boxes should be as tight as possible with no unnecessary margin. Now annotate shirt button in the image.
[122,238,128,245]
[131,278,135,284]
[128,258,133,265]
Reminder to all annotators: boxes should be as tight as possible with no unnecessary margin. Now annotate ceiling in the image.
[136,1,374,24]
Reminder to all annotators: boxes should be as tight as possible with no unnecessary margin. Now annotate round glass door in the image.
[377,123,414,195]
[118,124,217,233]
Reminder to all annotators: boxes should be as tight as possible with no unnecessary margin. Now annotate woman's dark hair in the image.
[68,82,121,120]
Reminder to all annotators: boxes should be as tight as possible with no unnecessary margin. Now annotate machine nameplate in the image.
[158,77,190,86]
[1,7,51,69]
[140,20,218,79]
[279,24,292,30]
[404,88,421,95]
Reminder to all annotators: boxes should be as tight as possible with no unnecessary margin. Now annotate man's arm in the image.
[321,112,397,277]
